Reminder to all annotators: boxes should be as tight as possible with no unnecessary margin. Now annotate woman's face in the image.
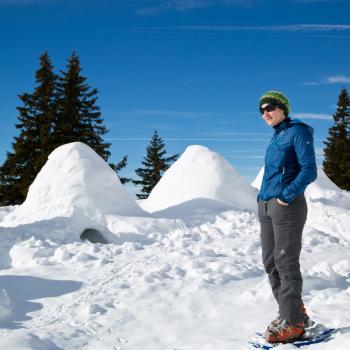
[261,104,286,127]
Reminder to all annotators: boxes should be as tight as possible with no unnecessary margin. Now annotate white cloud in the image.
[106,137,269,142]
[107,109,226,119]
[224,149,265,153]
[132,109,224,118]
[167,24,350,32]
[302,75,350,86]
[230,155,265,159]
[297,0,350,3]
[202,132,271,136]
[301,81,321,86]
[326,75,350,84]
[0,0,55,5]
[293,113,333,120]
[138,0,253,15]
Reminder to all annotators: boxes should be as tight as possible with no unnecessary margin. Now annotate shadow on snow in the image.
[0,275,82,329]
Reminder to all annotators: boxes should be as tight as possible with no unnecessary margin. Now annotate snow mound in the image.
[305,167,350,208]
[2,142,147,227]
[251,166,264,190]
[9,237,58,268]
[141,145,257,215]
[307,166,340,196]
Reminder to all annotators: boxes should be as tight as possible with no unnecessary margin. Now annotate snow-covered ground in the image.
[0,142,349,349]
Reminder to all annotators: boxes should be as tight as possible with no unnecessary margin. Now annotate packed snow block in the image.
[1,142,148,227]
[141,145,258,215]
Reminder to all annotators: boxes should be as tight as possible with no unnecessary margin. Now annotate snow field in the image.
[0,210,267,349]
[0,142,349,349]
[1,204,349,349]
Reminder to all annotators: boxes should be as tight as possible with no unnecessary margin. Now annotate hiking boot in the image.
[267,303,314,331]
[265,319,305,344]
[301,303,315,328]
[267,313,281,331]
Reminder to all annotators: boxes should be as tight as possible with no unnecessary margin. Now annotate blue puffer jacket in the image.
[258,118,317,204]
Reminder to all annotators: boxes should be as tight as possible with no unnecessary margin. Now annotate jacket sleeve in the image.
[278,125,317,204]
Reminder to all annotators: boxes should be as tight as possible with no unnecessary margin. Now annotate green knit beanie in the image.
[259,91,290,117]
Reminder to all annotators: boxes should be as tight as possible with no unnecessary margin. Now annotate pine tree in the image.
[110,156,132,184]
[323,87,350,190]
[133,130,178,199]
[0,51,58,205]
[53,51,128,180]
[53,51,111,160]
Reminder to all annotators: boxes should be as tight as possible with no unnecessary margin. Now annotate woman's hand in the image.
[277,198,289,206]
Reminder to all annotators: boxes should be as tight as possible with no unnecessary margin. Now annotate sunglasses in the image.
[260,104,278,114]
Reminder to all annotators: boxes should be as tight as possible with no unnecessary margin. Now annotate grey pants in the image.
[258,195,307,325]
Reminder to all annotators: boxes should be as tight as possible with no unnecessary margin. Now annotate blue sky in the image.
[1,0,350,194]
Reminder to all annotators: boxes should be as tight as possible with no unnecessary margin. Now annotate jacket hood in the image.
[289,118,314,135]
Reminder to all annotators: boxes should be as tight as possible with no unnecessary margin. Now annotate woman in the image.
[257,91,317,343]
